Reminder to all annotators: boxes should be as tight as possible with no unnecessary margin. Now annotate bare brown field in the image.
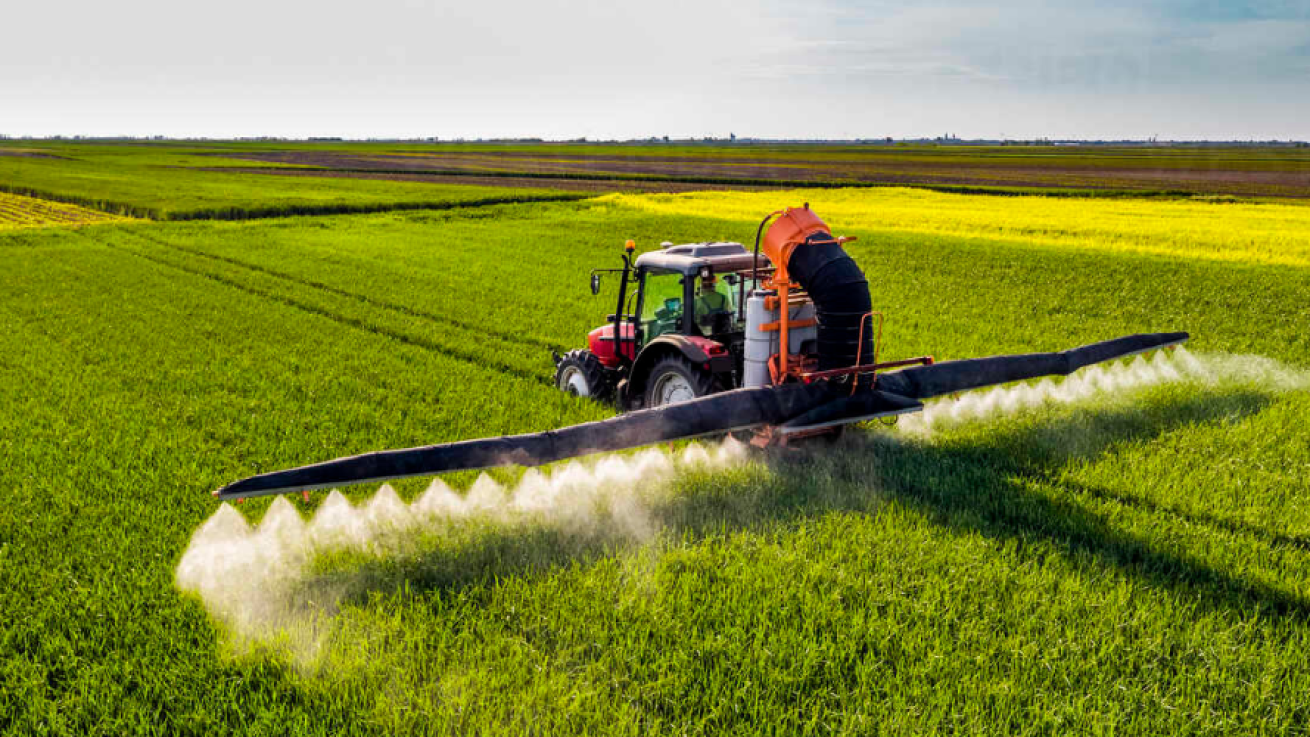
[196,167,772,193]
[222,149,1310,197]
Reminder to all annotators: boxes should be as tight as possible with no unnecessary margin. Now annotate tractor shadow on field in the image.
[730,387,1310,622]
[312,386,1310,623]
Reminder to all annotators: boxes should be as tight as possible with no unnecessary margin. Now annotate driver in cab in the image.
[694,273,730,334]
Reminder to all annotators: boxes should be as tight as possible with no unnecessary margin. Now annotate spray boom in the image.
[213,206,1189,501]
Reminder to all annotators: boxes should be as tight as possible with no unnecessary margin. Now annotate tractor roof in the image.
[634,242,760,276]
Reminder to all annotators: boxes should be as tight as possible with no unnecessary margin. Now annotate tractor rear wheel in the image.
[555,350,612,402]
[644,355,718,408]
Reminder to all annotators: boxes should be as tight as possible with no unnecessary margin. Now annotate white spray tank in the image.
[743,289,817,388]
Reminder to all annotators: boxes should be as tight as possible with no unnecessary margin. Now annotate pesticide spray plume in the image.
[898,347,1310,435]
[177,342,1310,661]
[900,348,1188,435]
[176,438,750,649]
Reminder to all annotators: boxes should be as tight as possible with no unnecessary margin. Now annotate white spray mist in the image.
[176,438,750,644]
[177,348,1310,651]
[897,348,1310,436]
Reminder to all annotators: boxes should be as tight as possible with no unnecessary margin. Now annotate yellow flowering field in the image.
[603,187,1310,268]
[0,190,134,230]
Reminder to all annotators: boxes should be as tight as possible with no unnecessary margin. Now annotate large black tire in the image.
[643,355,718,409]
[555,350,613,402]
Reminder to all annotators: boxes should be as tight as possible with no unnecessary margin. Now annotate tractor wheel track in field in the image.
[122,229,562,352]
[77,229,555,386]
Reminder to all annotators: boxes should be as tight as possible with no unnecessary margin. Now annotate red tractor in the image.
[553,239,764,410]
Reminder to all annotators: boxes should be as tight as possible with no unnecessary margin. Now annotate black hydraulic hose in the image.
[744,212,778,323]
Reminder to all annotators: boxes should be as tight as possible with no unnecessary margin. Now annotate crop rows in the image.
[0,225,614,733]
[83,228,559,381]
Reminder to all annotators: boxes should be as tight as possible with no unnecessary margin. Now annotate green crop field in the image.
[0,144,583,220]
[2,150,1310,734]
[5,139,1310,205]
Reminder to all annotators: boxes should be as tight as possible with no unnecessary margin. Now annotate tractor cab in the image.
[633,242,758,342]
[554,241,762,409]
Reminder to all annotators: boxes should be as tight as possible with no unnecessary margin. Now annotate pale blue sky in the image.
[2,0,1306,139]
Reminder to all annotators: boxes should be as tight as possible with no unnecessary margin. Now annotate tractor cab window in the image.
[694,272,737,335]
[641,270,685,339]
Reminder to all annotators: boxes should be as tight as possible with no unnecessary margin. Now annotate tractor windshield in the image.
[641,270,685,339]
[694,273,738,335]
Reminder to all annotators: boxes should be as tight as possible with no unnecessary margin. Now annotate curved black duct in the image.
[785,232,874,370]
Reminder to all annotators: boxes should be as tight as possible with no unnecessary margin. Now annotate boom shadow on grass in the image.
[300,388,1310,622]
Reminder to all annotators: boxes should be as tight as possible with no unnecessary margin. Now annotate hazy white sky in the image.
[3,0,1307,139]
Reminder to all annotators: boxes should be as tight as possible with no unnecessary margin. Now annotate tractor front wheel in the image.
[555,350,612,402]
[644,355,718,408]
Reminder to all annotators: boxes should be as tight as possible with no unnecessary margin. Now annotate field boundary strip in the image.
[122,228,562,351]
[75,229,555,385]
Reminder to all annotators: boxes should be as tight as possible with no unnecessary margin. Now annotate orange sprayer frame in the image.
[759,206,934,388]
[759,205,856,381]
